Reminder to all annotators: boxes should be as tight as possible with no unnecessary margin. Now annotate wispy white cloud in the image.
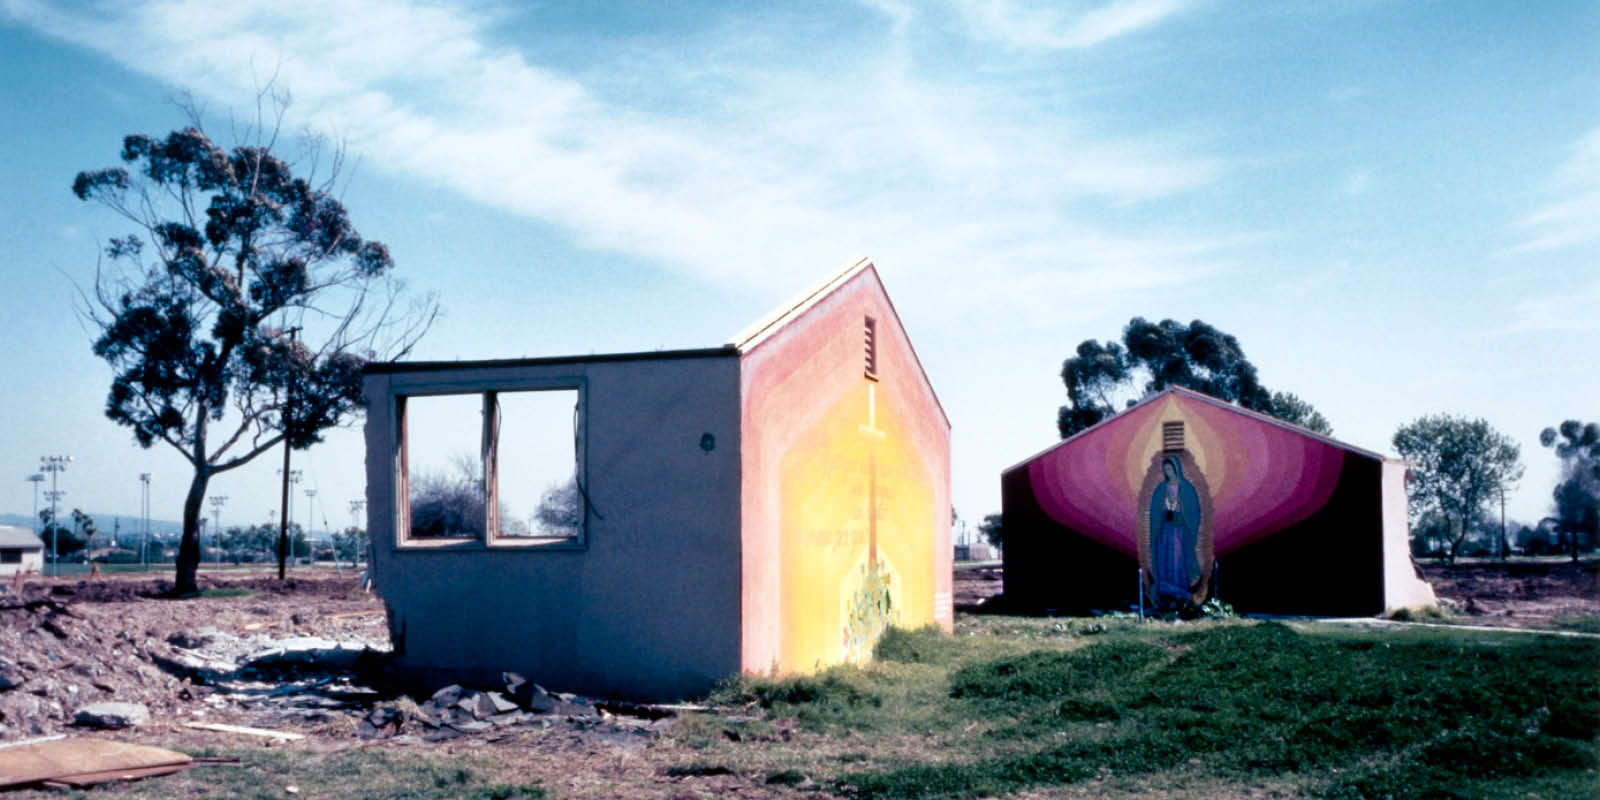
[1343,167,1373,197]
[950,0,1188,50]
[1506,126,1600,254]
[1490,281,1600,336]
[5,0,1228,301]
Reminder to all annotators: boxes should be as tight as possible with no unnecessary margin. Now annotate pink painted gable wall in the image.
[1022,391,1347,558]
[738,265,951,674]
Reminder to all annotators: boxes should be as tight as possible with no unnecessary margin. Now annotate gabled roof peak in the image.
[726,256,874,353]
[1005,385,1381,475]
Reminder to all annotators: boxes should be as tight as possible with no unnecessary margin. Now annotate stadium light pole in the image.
[349,499,366,568]
[26,473,43,537]
[278,469,301,569]
[209,496,228,569]
[303,488,317,564]
[40,456,71,575]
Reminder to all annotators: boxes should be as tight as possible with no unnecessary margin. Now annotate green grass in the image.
[705,620,1599,800]
[1553,614,1600,634]
[11,748,543,800]
[198,586,256,598]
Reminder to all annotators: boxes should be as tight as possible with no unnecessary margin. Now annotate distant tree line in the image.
[1395,416,1598,562]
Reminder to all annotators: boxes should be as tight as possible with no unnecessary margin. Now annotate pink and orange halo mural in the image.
[739,262,951,675]
[1025,390,1348,562]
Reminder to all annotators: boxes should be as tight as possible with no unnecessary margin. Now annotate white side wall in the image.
[364,354,743,701]
[1381,459,1438,612]
[0,549,44,575]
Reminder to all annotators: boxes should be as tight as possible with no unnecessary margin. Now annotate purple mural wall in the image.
[1003,387,1428,616]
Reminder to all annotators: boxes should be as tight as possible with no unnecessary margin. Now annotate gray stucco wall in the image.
[363,353,743,701]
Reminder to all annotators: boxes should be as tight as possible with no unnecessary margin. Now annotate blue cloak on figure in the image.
[1148,455,1203,604]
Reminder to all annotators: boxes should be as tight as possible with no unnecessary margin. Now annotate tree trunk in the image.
[175,471,210,595]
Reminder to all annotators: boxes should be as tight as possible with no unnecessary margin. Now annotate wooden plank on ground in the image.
[182,722,305,741]
[0,738,192,789]
[50,762,195,787]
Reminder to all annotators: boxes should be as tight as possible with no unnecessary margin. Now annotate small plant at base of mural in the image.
[842,560,898,662]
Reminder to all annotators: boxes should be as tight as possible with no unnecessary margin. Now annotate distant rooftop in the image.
[0,526,44,549]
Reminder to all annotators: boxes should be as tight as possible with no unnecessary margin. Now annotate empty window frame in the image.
[1,549,21,564]
[396,384,585,548]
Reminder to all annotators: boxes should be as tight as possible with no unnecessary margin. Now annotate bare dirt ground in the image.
[1417,558,1599,628]
[0,561,1593,796]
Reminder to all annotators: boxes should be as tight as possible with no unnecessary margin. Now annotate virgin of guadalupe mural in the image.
[1141,454,1212,607]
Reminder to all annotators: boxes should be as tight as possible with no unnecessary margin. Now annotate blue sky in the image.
[1,0,1595,537]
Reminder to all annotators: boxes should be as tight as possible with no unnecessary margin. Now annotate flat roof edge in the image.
[364,346,738,374]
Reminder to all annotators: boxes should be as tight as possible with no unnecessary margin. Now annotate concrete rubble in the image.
[357,672,670,745]
[1,578,681,748]
[72,701,151,729]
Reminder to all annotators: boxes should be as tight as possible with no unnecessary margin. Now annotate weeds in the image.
[198,586,255,598]
[717,621,1598,800]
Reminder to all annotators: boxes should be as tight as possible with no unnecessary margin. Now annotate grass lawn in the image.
[688,615,1599,799]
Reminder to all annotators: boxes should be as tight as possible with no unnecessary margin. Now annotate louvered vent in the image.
[1162,421,1185,451]
[864,316,878,380]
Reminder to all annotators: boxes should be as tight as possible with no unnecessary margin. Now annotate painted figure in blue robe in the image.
[1148,455,1203,604]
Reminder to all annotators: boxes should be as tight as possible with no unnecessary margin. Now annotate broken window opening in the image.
[490,388,584,543]
[396,384,586,549]
[400,393,487,542]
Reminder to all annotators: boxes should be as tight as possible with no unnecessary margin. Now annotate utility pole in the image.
[209,495,228,568]
[278,468,302,571]
[139,473,151,569]
[303,488,317,563]
[40,455,71,576]
[1499,487,1508,561]
[277,325,301,580]
[349,499,366,568]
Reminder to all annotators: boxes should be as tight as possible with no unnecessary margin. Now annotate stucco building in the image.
[0,527,45,576]
[363,258,951,700]
[1002,387,1435,617]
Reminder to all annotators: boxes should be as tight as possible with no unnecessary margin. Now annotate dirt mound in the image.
[0,572,387,740]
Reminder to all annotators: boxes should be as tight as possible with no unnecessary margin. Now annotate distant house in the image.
[363,258,952,700]
[1002,387,1436,617]
[0,526,45,575]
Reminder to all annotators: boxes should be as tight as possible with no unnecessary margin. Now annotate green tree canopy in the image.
[1269,392,1332,436]
[978,513,1004,549]
[1539,420,1599,561]
[73,101,435,595]
[1393,415,1523,562]
[1057,318,1330,438]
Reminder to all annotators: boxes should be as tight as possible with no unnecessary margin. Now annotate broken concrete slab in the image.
[429,684,464,707]
[71,702,150,729]
[485,691,519,715]
[0,658,24,691]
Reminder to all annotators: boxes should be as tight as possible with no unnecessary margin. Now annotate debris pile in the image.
[0,595,188,738]
[0,577,386,740]
[358,672,668,745]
